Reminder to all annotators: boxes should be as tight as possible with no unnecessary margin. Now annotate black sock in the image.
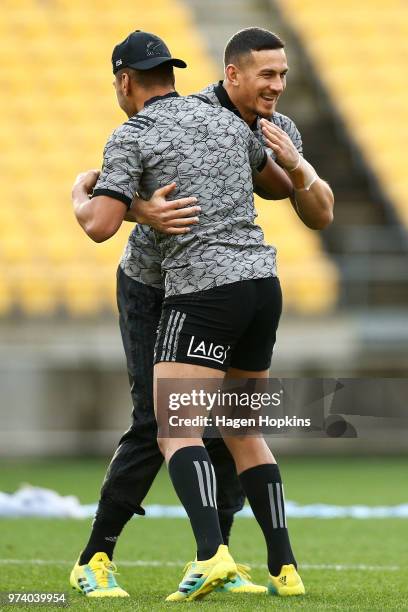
[79,499,134,565]
[168,446,223,560]
[239,463,297,576]
[218,511,234,546]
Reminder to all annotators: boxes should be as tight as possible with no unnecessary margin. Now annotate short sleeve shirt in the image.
[114,84,303,291]
[95,93,276,297]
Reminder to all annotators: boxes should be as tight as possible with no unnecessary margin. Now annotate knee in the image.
[157,438,204,464]
[156,437,186,463]
[223,436,274,473]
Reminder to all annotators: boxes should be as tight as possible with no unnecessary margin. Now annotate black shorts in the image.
[154,277,282,372]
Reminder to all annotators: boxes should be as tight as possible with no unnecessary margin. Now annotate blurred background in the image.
[0,0,407,458]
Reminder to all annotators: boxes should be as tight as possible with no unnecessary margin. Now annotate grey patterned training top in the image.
[94,92,278,297]
[117,82,303,291]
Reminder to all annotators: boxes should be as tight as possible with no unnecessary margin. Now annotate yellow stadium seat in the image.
[0,0,338,316]
[17,275,59,316]
[1,234,35,265]
[277,0,408,230]
[62,273,113,316]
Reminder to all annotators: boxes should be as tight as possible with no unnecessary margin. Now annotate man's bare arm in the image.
[253,156,294,200]
[260,119,334,230]
[72,169,127,242]
[289,180,334,230]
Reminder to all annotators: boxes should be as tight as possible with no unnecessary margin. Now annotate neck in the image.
[139,85,175,111]
[222,80,257,126]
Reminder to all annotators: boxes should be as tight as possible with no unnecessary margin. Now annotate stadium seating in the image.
[0,0,338,316]
[276,0,408,228]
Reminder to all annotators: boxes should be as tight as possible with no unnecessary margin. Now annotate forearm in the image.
[284,154,333,229]
[254,156,293,200]
[72,183,126,242]
[253,185,278,200]
[72,183,94,234]
[290,177,334,230]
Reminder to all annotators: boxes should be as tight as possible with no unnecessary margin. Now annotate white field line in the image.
[0,559,401,571]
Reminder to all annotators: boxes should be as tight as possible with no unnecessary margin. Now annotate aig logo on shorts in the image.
[187,336,230,365]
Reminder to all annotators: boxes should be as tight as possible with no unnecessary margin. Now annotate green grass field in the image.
[1,457,407,611]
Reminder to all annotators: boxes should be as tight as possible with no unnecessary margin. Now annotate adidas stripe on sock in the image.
[239,463,297,576]
[168,446,223,560]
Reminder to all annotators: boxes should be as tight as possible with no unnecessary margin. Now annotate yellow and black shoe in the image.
[70,552,129,598]
[268,564,305,596]
[166,544,237,602]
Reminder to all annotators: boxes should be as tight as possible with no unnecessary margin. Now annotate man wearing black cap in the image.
[112,30,187,71]
[71,28,331,601]
[70,27,296,600]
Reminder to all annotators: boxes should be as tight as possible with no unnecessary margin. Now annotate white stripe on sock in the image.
[203,461,215,508]
[281,483,287,528]
[193,461,208,507]
[276,483,284,528]
[268,483,278,529]
[210,464,217,509]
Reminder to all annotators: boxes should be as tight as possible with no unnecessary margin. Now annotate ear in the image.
[225,63,240,87]
[121,72,132,96]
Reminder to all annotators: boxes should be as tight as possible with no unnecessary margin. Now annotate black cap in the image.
[112,31,187,74]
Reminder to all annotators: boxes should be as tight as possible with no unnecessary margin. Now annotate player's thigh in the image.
[117,266,164,370]
[154,361,224,462]
[154,361,224,417]
[225,362,277,471]
[153,288,235,459]
[154,282,259,457]
[117,266,164,417]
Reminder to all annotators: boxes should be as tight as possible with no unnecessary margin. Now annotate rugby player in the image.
[70,29,333,600]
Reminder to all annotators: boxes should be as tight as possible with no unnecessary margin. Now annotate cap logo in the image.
[115,59,123,67]
[146,41,162,57]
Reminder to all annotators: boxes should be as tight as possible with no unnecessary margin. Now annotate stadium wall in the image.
[1,316,407,457]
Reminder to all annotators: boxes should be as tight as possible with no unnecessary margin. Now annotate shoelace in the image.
[235,563,252,582]
[91,560,119,589]
[182,561,194,576]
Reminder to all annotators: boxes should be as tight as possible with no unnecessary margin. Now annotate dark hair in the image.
[119,62,175,88]
[224,27,284,66]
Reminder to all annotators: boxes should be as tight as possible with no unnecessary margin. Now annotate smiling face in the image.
[226,48,288,121]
